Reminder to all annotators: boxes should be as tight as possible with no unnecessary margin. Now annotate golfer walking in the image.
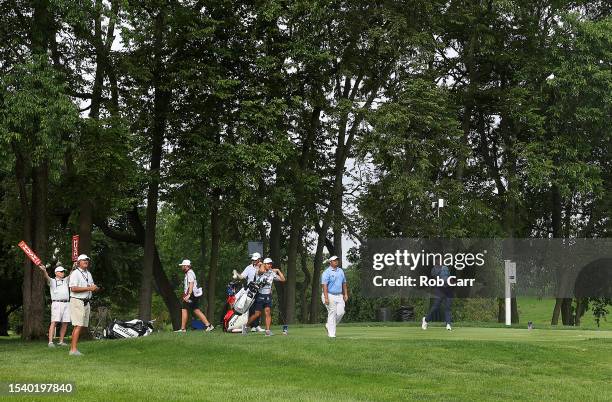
[68,254,99,356]
[321,256,348,338]
[422,264,453,331]
[176,259,214,332]
[38,265,70,347]
[233,252,264,332]
[243,258,285,336]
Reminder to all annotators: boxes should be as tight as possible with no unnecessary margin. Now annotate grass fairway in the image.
[1,325,611,402]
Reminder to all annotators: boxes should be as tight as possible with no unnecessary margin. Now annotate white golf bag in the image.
[223,281,260,333]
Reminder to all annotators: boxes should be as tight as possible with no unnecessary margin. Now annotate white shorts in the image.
[70,298,90,327]
[51,301,71,323]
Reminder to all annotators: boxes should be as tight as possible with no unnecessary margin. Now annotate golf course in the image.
[1,324,611,401]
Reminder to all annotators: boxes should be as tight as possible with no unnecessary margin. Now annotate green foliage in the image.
[590,297,610,328]
[0,56,78,168]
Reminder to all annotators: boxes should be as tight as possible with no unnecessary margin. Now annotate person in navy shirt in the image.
[321,255,348,338]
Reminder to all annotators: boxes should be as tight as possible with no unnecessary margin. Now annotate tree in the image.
[0,57,79,339]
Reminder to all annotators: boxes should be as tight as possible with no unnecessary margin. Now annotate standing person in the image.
[242,258,285,336]
[321,256,348,338]
[68,254,99,356]
[38,265,70,347]
[175,259,215,333]
[232,252,264,332]
[422,265,453,331]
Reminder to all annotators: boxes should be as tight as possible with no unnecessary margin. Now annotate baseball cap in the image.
[54,266,66,273]
[77,254,90,261]
[263,258,273,264]
[179,259,191,266]
[251,252,261,260]
[328,255,339,262]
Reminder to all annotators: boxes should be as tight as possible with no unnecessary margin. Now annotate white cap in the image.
[328,255,339,262]
[77,254,90,261]
[251,252,261,261]
[179,259,191,266]
[54,266,66,273]
[263,258,273,264]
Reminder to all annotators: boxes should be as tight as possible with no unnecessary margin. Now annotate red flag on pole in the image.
[72,235,80,262]
[18,241,42,266]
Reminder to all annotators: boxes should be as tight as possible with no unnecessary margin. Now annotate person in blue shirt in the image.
[321,255,348,338]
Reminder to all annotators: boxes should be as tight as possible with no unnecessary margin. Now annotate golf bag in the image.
[104,319,154,339]
[223,280,260,333]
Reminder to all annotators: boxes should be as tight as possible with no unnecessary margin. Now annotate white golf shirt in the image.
[48,277,70,301]
[241,263,258,284]
[183,269,198,294]
[69,268,94,299]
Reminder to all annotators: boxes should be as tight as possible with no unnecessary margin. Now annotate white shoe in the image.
[421,317,428,330]
[57,342,68,346]
[48,342,55,348]
[446,324,452,331]
[265,330,274,336]
[255,326,265,332]
[205,325,215,332]
[328,335,336,338]
[174,329,186,333]
[69,350,83,356]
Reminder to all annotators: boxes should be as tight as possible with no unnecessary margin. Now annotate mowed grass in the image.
[1,325,611,402]
[517,297,610,329]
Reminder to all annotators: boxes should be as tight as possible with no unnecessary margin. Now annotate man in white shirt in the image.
[68,254,99,356]
[38,265,70,347]
[233,252,264,332]
[175,259,215,332]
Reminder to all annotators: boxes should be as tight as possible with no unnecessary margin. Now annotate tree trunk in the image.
[269,213,284,309]
[333,227,342,266]
[511,297,519,324]
[138,10,168,321]
[260,221,268,258]
[20,0,51,342]
[551,298,562,325]
[78,199,93,255]
[200,217,208,284]
[561,298,573,325]
[309,221,328,323]
[299,239,311,323]
[76,0,106,256]
[284,213,301,324]
[125,209,181,329]
[574,298,586,327]
[550,184,572,325]
[455,30,477,181]
[207,199,220,320]
[0,306,9,336]
[22,162,49,340]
